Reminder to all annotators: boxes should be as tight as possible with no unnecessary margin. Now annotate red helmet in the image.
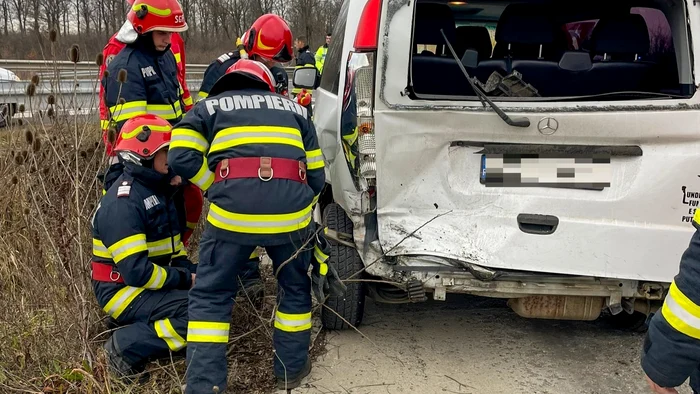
[209,59,276,97]
[114,114,172,163]
[127,0,188,35]
[241,14,293,63]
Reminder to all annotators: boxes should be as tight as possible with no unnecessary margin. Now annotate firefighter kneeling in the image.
[91,114,196,382]
[168,59,333,392]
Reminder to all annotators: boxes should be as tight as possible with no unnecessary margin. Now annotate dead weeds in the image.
[0,34,328,394]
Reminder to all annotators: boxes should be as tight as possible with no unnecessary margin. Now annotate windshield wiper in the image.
[554,91,685,101]
[440,29,530,128]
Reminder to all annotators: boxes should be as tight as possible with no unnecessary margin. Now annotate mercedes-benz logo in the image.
[537,117,559,135]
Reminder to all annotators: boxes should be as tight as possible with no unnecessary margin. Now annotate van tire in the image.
[321,203,366,330]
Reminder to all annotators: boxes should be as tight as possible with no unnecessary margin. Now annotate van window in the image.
[409,0,690,101]
[319,0,350,93]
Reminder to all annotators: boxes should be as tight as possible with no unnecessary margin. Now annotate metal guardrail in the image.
[0,60,310,120]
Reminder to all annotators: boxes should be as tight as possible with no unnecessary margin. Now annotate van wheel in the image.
[321,203,367,330]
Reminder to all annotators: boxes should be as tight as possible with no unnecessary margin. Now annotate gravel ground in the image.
[281,295,692,394]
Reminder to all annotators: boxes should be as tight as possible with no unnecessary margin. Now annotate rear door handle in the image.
[517,214,559,235]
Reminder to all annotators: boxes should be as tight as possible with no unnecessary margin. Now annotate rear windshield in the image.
[409,0,693,101]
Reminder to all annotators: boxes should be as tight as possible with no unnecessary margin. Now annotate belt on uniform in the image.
[214,157,307,184]
[91,261,124,283]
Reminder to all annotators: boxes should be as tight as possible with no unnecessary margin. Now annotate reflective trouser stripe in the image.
[155,318,187,351]
[274,311,312,333]
[103,286,146,319]
[209,126,304,153]
[207,203,313,234]
[661,281,700,339]
[187,321,230,343]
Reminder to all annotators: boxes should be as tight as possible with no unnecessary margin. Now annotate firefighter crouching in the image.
[100,0,203,248]
[641,209,700,394]
[168,59,326,393]
[92,114,195,381]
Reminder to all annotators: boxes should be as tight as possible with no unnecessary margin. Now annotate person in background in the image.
[315,32,331,73]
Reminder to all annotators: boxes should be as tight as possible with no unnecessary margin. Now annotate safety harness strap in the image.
[91,261,125,283]
[214,157,307,184]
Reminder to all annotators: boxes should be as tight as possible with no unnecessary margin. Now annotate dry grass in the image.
[0,37,327,394]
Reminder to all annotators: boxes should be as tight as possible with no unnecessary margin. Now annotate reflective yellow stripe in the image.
[143,264,168,290]
[694,208,700,225]
[306,149,324,170]
[660,281,700,339]
[190,159,215,191]
[207,203,313,234]
[209,126,304,153]
[146,103,182,120]
[103,286,145,319]
[147,235,181,257]
[155,318,186,351]
[109,101,147,122]
[274,311,312,332]
[249,249,260,259]
[173,248,188,258]
[92,238,112,259]
[314,244,329,275]
[187,321,230,343]
[183,96,193,107]
[100,119,110,130]
[132,3,172,16]
[186,221,198,230]
[312,194,320,206]
[170,128,210,153]
[343,126,359,146]
[121,123,171,140]
[174,52,182,63]
[197,91,209,100]
[107,234,148,263]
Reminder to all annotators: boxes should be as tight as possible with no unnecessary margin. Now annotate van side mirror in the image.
[293,66,320,90]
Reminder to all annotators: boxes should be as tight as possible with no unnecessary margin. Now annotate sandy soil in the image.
[282,295,692,394]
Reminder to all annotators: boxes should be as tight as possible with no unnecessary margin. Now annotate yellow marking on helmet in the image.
[256,29,275,50]
[121,124,172,140]
[132,4,172,17]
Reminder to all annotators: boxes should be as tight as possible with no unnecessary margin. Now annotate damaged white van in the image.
[294,0,700,330]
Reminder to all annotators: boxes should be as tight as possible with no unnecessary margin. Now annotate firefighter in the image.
[168,59,326,393]
[99,0,193,150]
[192,14,309,297]
[641,210,700,394]
[92,114,195,382]
[197,32,290,101]
[315,33,331,74]
[100,0,203,247]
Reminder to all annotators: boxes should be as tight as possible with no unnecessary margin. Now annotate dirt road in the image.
[286,295,692,394]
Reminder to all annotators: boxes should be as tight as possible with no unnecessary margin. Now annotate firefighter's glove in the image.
[311,232,347,304]
[296,89,312,107]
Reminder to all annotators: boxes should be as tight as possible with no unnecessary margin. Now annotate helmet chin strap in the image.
[118,151,155,168]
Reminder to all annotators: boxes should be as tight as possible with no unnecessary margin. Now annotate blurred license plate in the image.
[479,154,611,188]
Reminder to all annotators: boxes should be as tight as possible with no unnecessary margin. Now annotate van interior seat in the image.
[455,26,493,61]
[587,14,659,94]
[412,3,480,96]
[491,4,566,62]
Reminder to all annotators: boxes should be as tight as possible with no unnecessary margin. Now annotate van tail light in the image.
[341,0,381,188]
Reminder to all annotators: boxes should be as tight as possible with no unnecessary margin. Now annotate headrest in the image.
[413,3,456,46]
[495,4,557,44]
[455,26,492,59]
[590,14,649,56]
